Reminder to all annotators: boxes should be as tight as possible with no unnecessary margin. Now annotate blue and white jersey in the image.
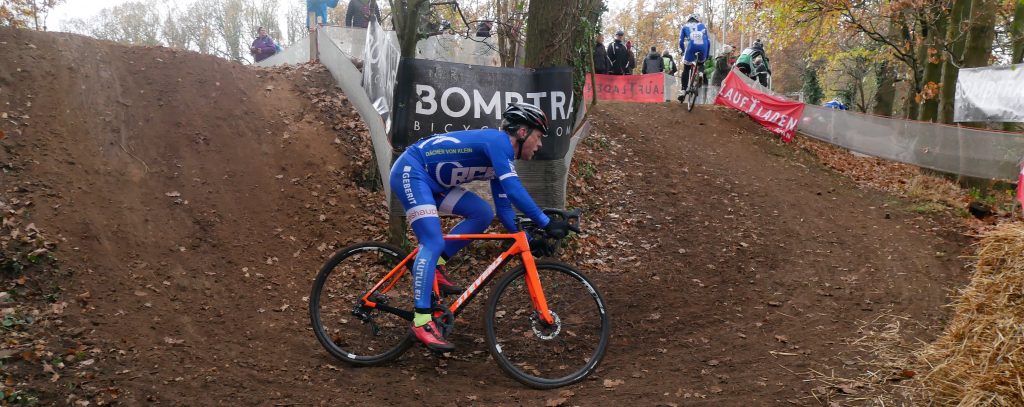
[679,22,711,63]
[402,129,549,229]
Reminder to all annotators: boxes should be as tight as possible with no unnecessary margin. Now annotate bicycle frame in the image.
[358,230,556,325]
[686,61,702,93]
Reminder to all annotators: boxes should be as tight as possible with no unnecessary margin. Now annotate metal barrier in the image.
[731,72,1024,181]
[315,29,394,204]
[255,36,311,67]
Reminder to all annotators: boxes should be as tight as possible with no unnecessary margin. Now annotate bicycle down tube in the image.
[359,230,556,325]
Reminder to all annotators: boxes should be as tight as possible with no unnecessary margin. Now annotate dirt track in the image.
[0,29,970,406]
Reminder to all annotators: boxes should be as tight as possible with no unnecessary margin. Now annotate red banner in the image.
[583,73,665,103]
[714,71,805,142]
[1018,162,1024,213]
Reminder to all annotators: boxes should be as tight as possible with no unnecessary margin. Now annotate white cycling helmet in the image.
[687,14,700,22]
[723,45,733,54]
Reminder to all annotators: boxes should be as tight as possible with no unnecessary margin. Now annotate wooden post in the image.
[309,12,318,63]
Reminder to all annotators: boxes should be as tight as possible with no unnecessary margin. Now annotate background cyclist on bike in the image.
[736,39,771,87]
[388,102,570,352]
[677,13,712,101]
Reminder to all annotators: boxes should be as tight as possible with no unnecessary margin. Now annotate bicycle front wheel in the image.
[309,242,414,366]
[484,261,610,389]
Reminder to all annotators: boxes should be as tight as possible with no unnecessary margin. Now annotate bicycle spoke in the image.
[310,243,414,365]
[486,263,609,388]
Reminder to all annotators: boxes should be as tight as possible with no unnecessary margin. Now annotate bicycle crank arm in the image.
[374,303,414,322]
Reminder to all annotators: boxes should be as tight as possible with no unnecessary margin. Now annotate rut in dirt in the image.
[0,28,970,406]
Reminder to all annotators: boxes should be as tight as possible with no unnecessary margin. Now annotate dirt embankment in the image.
[1,28,378,405]
[1,28,971,406]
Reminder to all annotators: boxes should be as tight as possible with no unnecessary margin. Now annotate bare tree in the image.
[183,0,221,55]
[285,0,307,45]
[495,0,528,67]
[218,0,247,61]
[162,4,191,49]
[63,1,161,46]
[243,0,282,44]
[1,0,66,30]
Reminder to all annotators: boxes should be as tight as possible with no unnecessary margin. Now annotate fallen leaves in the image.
[603,378,625,388]
[163,337,185,345]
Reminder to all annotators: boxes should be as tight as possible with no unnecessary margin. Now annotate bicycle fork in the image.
[519,251,556,326]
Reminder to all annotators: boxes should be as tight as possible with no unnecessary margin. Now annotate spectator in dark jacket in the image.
[594,34,612,74]
[642,46,664,74]
[345,0,381,28]
[662,50,678,75]
[607,30,630,75]
[475,20,493,37]
[711,45,734,86]
[250,27,278,63]
[625,40,636,74]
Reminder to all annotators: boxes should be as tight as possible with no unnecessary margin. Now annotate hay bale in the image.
[918,222,1024,406]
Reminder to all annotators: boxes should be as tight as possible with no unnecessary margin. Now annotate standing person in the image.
[642,46,664,74]
[711,45,734,86]
[662,50,678,75]
[625,40,636,74]
[607,30,630,75]
[388,103,569,352]
[345,0,381,28]
[307,0,339,28]
[703,57,715,86]
[250,27,279,63]
[677,13,711,100]
[593,34,612,74]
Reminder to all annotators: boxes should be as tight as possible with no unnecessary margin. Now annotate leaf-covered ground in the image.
[1,28,980,406]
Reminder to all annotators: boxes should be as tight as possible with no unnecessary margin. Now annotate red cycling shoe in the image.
[435,265,464,296]
[410,320,455,352]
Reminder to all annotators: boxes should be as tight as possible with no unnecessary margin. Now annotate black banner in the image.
[392,58,575,160]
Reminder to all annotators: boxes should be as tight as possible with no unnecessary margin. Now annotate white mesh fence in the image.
[731,72,1024,181]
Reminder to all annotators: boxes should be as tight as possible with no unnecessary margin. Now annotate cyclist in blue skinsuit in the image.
[388,102,570,352]
[677,13,712,100]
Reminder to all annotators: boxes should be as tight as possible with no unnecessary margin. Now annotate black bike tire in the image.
[686,72,699,112]
[483,261,610,389]
[309,242,414,366]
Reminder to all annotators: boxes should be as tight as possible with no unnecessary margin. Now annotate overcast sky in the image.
[47,0,637,31]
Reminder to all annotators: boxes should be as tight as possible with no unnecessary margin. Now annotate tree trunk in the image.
[906,20,927,120]
[939,0,970,124]
[1011,0,1024,64]
[1006,0,1024,131]
[524,1,580,68]
[386,0,430,247]
[495,0,525,67]
[919,10,947,122]
[390,0,429,57]
[873,61,896,116]
[962,0,997,68]
[961,0,997,128]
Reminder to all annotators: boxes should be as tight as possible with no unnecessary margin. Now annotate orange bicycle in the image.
[308,208,609,389]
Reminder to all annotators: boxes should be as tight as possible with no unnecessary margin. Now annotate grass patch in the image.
[910,202,948,214]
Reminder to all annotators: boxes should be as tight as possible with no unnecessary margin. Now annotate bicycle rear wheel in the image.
[484,261,610,389]
[309,242,414,366]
